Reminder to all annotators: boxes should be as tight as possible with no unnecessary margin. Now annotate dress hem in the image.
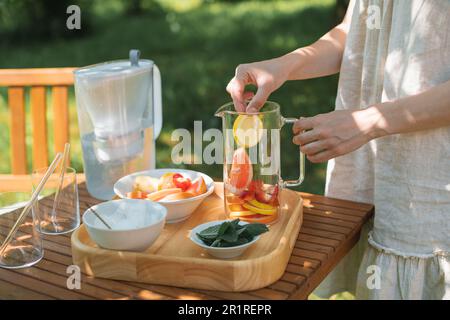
[368,231,449,259]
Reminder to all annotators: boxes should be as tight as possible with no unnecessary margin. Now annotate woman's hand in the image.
[226,58,291,113]
[292,107,383,163]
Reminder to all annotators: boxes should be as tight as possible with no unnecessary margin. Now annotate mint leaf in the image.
[198,224,221,239]
[196,219,269,247]
[242,223,269,237]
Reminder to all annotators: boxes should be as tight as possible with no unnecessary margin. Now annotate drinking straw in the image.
[50,143,70,228]
[89,207,112,230]
[0,153,62,256]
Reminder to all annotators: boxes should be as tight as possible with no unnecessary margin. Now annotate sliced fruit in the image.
[226,195,245,205]
[158,172,177,190]
[255,183,279,205]
[186,176,207,196]
[248,199,276,210]
[238,214,277,224]
[133,176,159,193]
[159,192,195,201]
[229,210,257,217]
[172,173,192,191]
[243,202,277,215]
[226,148,253,195]
[228,204,246,212]
[126,190,148,199]
[232,114,263,148]
[146,188,182,201]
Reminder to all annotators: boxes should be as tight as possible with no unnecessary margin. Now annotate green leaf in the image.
[243,223,269,237]
[218,221,230,236]
[210,239,222,247]
[198,224,221,239]
[196,220,269,247]
[219,223,238,243]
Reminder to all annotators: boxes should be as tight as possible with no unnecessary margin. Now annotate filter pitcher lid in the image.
[74,49,154,80]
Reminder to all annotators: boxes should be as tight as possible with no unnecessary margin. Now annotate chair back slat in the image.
[8,87,27,174]
[30,86,49,170]
[0,68,75,175]
[52,86,70,156]
[0,68,75,86]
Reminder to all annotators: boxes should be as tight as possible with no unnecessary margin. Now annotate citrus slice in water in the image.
[232,114,263,148]
[226,147,253,195]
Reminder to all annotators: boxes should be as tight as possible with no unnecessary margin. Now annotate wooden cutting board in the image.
[71,183,303,292]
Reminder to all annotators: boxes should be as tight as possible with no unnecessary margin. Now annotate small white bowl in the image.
[190,220,261,259]
[82,199,166,252]
[114,169,215,223]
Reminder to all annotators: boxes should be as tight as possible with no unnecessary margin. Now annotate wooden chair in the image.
[0,68,76,191]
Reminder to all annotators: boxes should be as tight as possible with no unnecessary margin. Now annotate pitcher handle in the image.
[281,117,305,188]
[153,64,163,139]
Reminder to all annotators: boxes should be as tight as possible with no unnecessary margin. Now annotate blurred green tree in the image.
[0,0,92,43]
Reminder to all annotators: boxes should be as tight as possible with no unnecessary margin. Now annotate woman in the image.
[226,0,450,299]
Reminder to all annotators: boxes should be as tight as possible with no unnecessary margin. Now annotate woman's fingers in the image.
[243,91,255,101]
[293,117,315,134]
[292,129,319,146]
[300,139,333,155]
[246,85,271,113]
[226,76,246,112]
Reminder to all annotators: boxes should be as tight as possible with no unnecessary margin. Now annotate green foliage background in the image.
[0,0,339,195]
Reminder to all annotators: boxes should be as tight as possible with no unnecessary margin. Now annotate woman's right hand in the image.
[226,58,290,113]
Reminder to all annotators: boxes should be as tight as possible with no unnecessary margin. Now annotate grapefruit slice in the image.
[186,176,207,196]
[225,147,253,195]
[233,114,263,148]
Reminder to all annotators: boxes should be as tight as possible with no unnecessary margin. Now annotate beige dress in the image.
[314,0,450,299]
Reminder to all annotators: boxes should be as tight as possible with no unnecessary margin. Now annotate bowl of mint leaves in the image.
[190,219,269,259]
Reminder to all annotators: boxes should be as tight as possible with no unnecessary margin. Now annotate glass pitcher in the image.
[215,101,305,224]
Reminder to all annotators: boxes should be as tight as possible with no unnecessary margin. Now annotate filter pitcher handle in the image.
[153,64,163,139]
[281,117,305,188]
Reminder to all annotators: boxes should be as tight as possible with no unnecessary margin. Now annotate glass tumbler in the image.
[215,101,305,224]
[32,167,80,235]
[0,192,44,269]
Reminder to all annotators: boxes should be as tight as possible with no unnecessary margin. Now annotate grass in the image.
[0,0,338,196]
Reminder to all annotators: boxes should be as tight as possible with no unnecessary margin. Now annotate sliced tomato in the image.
[172,173,192,191]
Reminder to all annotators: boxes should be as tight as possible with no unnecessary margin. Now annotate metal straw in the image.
[50,143,70,227]
[0,153,62,256]
[89,207,112,230]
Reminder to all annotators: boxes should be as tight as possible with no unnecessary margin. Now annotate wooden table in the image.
[0,181,374,300]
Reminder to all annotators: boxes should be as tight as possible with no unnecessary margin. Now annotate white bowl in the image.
[190,220,261,259]
[114,169,215,223]
[82,199,166,252]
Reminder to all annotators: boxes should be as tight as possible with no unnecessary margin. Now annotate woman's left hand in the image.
[292,108,383,163]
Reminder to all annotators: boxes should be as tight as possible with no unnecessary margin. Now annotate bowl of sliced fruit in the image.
[114,169,214,223]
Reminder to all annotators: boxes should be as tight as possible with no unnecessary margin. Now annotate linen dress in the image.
[314,0,450,299]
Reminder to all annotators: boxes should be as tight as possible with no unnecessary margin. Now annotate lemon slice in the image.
[243,202,276,215]
[232,115,263,148]
[248,199,276,210]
